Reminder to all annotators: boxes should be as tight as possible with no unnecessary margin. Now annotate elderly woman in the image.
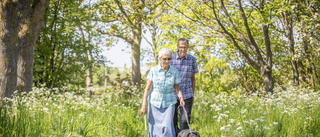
[140,48,185,137]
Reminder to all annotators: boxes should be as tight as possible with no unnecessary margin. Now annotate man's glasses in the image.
[161,58,172,61]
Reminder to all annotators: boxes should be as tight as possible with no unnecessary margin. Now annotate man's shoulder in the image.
[186,54,197,60]
[172,53,179,58]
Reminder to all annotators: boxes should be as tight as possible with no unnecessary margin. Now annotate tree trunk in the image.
[86,51,93,89]
[298,60,307,83]
[16,0,50,92]
[262,66,274,93]
[282,10,299,85]
[0,1,19,98]
[0,0,50,98]
[131,26,142,89]
[262,25,274,93]
[308,43,320,87]
[302,22,315,87]
[288,34,299,85]
[86,49,93,90]
[78,25,93,89]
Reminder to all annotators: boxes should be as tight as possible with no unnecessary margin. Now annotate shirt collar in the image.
[176,50,188,59]
[157,65,172,74]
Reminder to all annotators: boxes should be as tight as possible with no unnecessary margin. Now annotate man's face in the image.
[178,42,189,58]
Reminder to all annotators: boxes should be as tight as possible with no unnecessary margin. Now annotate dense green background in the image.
[32,0,319,93]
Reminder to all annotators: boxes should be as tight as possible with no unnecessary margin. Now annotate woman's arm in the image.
[140,80,153,115]
[174,84,185,106]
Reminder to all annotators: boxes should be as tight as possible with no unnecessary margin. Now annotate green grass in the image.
[1,84,320,136]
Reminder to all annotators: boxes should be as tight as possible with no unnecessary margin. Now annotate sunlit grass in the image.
[192,85,320,136]
[1,84,320,136]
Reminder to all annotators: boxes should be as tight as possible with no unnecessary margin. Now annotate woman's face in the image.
[160,55,172,68]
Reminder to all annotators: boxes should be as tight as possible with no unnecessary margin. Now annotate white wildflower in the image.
[220,126,225,131]
[42,108,49,113]
[241,109,247,114]
[229,119,235,124]
[79,112,86,117]
[217,116,221,122]
[236,126,243,130]
[306,116,312,120]
[215,107,221,111]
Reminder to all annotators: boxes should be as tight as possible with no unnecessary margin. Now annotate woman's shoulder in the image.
[169,65,179,72]
[149,65,159,72]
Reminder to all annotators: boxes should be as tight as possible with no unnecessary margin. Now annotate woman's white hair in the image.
[158,48,173,59]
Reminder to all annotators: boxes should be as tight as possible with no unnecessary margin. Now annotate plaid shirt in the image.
[170,51,199,100]
[147,65,181,108]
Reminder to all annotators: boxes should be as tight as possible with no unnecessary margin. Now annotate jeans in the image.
[174,97,193,131]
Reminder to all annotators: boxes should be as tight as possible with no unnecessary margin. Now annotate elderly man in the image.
[171,38,199,132]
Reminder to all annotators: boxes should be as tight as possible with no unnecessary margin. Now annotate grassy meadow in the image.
[1,84,320,137]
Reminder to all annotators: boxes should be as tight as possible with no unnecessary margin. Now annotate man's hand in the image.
[180,98,185,106]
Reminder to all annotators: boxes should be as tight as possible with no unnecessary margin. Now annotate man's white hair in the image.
[158,48,173,59]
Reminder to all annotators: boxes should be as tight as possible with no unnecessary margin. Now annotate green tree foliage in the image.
[162,0,320,93]
[166,0,277,92]
[33,0,104,88]
[1,0,317,95]
[197,54,237,93]
[93,0,165,90]
[293,0,320,87]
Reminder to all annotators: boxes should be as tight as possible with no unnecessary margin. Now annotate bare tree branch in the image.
[114,0,134,27]
[142,34,153,47]
[103,1,128,24]
[237,0,259,48]
[94,26,133,44]
[210,0,260,71]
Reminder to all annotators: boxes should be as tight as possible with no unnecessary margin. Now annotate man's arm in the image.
[192,74,196,96]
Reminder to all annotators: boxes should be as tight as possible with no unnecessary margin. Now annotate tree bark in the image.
[302,22,315,87]
[302,23,315,87]
[262,24,274,93]
[131,26,142,89]
[282,10,299,85]
[0,0,50,98]
[86,51,93,89]
[16,0,50,92]
[298,60,307,83]
[308,42,320,87]
[0,1,19,98]
[78,25,93,89]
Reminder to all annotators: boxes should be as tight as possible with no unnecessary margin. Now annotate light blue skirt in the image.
[148,103,176,137]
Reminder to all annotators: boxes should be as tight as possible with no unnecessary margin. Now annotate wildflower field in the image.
[1,84,320,137]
